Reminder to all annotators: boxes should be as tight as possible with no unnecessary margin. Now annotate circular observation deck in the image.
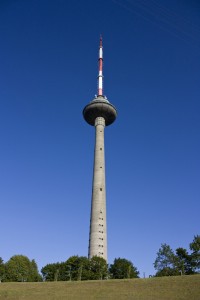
[83,96,117,126]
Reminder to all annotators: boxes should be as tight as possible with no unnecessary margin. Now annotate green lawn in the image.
[0,275,199,300]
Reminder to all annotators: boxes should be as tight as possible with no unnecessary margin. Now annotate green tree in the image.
[109,258,139,279]
[5,255,41,282]
[76,256,90,281]
[89,256,108,280]
[30,259,42,281]
[41,263,60,281]
[175,248,194,275]
[155,267,179,277]
[56,262,68,281]
[41,257,91,281]
[65,256,90,281]
[66,256,82,281]
[154,244,179,276]
[190,235,200,273]
[0,258,5,282]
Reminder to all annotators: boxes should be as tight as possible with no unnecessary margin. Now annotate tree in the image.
[109,258,139,279]
[41,263,60,281]
[89,256,108,280]
[75,256,90,281]
[41,256,91,281]
[0,258,5,282]
[65,256,83,281]
[154,237,200,277]
[5,255,41,282]
[154,244,179,276]
[63,256,90,281]
[175,248,194,275]
[30,259,42,281]
[155,267,179,277]
[56,262,68,281]
[190,235,200,273]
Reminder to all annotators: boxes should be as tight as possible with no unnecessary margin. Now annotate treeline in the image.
[0,235,199,282]
[0,256,139,282]
[154,235,200,276]
[41,256,139,281]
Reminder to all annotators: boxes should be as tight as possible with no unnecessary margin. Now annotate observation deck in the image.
[83,95,117,126]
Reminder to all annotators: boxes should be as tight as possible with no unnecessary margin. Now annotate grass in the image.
[0,275,199,300]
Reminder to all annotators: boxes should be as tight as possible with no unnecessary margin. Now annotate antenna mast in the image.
[97,35,103,96]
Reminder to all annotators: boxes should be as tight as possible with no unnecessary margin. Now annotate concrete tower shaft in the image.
[83,37,117,262]
[89,117,107,259]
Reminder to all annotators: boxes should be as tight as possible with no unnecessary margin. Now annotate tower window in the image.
[100,188,102,191]
[100,148,102,150]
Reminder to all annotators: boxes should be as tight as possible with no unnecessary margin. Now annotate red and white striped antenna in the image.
[97,35,103,96]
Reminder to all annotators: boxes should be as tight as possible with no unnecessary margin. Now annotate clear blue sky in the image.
[0,0,200,277]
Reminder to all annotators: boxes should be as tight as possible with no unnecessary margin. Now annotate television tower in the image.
[83,36,117,261]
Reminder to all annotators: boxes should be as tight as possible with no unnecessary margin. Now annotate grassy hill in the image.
[0,275,199,300]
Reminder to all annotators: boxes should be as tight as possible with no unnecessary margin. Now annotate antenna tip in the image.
[100,34,103,47]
